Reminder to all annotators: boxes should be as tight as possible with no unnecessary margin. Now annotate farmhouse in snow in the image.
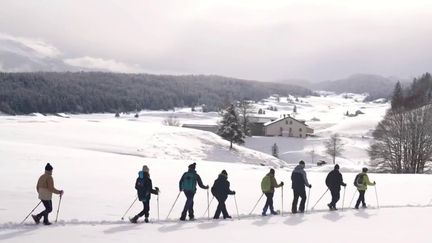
[263,114,313,138]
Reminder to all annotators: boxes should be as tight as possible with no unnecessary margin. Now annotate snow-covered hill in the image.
[1,109,432,243]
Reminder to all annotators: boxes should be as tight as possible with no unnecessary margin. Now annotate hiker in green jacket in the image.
[354,167,376,209]
[261,169,284,216]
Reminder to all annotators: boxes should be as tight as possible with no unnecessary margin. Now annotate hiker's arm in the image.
[196,174,207,189]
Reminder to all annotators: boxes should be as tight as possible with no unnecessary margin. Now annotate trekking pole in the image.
[166,191,181,220]
[55,195,63,223]
[311,188,329,210]
[202,196,214,217]
[281,185,284,216]
[20,201,42,224]
[234,194,240,220]
[305,187,311,212]
[206,189,210,220]
[121,197,138,220]
[341,186,346,211]
[349,190,358,208]
[374,185,380,209]
[157,194,160,221]
[249,193,264,215]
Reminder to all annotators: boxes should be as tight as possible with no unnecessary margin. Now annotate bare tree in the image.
[324,133,345,164]
[369,105,432,173]
[162,115,180,126]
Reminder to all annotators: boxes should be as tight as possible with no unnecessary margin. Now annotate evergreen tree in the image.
[391,81,404,111]
[218,104,245,149]
[293,105,297,113]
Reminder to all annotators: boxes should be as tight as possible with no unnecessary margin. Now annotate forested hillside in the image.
[0,72,313,114]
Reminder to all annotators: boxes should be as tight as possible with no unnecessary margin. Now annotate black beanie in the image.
[45,163,53,171]
[221,170,228,176]
[362,167,368,173]
[188,163,196,170]
[334,164,340,170]
[299,160,305,165]
[269,168,275,174]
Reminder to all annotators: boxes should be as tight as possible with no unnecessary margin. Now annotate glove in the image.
[232,191,236,195]
[280,182,284,187]
[343,183,347,187]
[179,188,183,192]
[205,185,209,190]
[308,184,312,188]
[374,181,376,185]
[59,190,64,196]
[155,187,160,192]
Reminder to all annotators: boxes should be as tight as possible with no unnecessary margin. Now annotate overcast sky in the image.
[1,0,431,81]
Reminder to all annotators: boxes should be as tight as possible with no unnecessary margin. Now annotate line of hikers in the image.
[31,161,376,225]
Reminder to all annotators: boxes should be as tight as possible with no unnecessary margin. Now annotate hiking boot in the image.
[189,215,195,221]
[327,204,332,210]
[144,217,149,223]
[261,212,267,216]
[271,211,279,215]
[43,221,52,226]
[32,215,40,224]
[224,215,232,219]
[362,205,367,208]
[129,216,138,224]
[354,206,359,209]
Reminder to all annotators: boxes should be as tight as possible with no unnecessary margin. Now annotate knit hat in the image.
[45,163,53,171]
[362,167,368,173]
[334,164,340,170]
[221,170,228,176]
[269,168,275,174]
[299,160,305,165]
[188,163,196,170]
[142,165,149,173]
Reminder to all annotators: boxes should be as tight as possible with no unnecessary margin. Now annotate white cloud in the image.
[64,56,144,73]
[0,32,61,59]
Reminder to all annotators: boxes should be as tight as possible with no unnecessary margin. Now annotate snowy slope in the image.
[1,114,432,243]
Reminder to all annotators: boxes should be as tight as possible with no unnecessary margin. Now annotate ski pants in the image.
[136,200,150,218]
[263,192,275,213]
[37,200,53,223]
[330,188,340,207]
[181,190,195,218]
[292,188,306,213]
[355,190,366,208]
[214,196,229,219]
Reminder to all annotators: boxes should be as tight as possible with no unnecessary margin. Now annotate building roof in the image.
[263,115,308,127]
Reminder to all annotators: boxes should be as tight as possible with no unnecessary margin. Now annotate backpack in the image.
[354,173,364,187]
[261,175,271,192]
[181,172,197,191]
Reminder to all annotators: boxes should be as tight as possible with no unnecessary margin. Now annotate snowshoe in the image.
[32,215,40,224]
[129,217,138,224]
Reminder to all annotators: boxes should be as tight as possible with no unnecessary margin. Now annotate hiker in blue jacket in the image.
[130,165,159,223]
[179,163,209,221]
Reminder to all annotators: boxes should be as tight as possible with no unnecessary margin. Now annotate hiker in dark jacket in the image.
[291,160,311,214]
[354,167,375,209]
[32,163,64,225]
[211,170,235,219]
[325,164,346,210]
[130,165,159,223]
[261,168,284,216]
[179,163,209,221]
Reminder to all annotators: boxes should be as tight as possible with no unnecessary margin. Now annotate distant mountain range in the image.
[282,74,412,101]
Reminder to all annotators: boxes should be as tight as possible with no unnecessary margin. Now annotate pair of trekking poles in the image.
[21,195,63,224]
[165,189,241,221]
[120,193,161,221]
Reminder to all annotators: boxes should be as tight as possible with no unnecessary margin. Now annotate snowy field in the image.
[1,93,432,243]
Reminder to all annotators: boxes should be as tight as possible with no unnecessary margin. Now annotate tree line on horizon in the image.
[0,72,314,115]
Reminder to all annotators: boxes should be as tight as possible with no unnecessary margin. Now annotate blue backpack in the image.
[182,172,197,191]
